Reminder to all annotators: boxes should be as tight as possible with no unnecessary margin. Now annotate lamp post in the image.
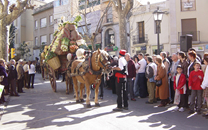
[153,7,164,55]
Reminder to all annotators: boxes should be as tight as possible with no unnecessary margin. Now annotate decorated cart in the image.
[45,16,89,92]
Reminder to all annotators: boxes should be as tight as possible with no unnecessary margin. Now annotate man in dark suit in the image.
[8,59,19,96]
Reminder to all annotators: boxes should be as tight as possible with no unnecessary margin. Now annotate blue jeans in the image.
[134,73,140,97]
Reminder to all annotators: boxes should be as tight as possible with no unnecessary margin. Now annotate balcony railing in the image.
[178,31,200,42]
[132,34,148,44]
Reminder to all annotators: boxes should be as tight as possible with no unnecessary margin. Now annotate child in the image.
[188,61,204,114]
[173,65,187,112]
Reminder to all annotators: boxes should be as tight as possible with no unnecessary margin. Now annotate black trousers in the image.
[17,78,24,92]
[116,78,128,108]
[170,80,175,101]
[99,75,104,97]
[178,94,189,108]
[138,73,148,98]
[28,74,35,88]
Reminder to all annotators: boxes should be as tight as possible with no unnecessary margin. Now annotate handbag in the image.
[156,79,162,87]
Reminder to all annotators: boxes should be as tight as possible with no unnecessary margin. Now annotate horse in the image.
[71,49,111,108]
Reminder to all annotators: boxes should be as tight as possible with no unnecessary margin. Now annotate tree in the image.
[111,0,133,50]
[8,23,16,60]
[0,0,34,60]
[70,0,112,50]
[17,41,31,59]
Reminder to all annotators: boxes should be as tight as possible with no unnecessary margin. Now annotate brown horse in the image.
[71,49,111,108]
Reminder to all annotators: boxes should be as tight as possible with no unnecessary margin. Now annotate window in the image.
[35,37,38,46]
[40,18,47,28]
[105,29,115,47]
[49,15,53,25]
[50,34,53,44]
[138,21,145,43]
[54,0,68,7]
[181,0,196,11]
[181,18,197,41]
[107,7,113,23]
[40,35,47,45]
[35,20,38,29]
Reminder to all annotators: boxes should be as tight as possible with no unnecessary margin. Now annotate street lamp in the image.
[153,7,164,55]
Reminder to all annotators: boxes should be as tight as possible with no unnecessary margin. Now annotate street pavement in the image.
[0,73,208,130]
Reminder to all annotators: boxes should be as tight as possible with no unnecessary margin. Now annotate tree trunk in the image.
[0,20,8,60]
[118,13,127,50]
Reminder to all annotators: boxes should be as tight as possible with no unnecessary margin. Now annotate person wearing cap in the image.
[188,61,204,114]
[173,65,188,112]
[112,50,128,111]
[16,59,25,93]
[201,53,208,117]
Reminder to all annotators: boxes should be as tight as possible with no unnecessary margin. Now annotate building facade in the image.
[129,1,170,56]
[13,0,46,60]
[33,2,54,60]
[170,0,208,56]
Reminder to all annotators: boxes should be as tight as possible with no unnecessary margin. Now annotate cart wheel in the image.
[49,67,57,92]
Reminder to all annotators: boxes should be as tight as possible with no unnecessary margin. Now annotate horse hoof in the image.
[86,104,91,108]
[95,103,100,107]
[76,100,80,103]
[80,99,85,102]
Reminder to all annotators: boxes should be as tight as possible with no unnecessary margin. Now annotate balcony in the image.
[178,31,200,42]
[132,34,148,44]
[102,0,109,3]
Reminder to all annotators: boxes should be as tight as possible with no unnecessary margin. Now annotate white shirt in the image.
[201,65,208,89]
[137,58,147,73]
[23,64,29,72]
[118,57,127,70]
[147,62,157,76]
[28,64,36,74]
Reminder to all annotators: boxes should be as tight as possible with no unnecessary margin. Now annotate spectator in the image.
[187,51,200,78]
[16,59,24,93]
[201,53,208,117]
[154,55,169,107]
[173,65,187,112]
[160,52,170,74]
[166,51,173,67]
[169,53,179,103]
[125,53,136,101]
[188,48,201,63]
[28,61,36,89]
[178,51,189,105]
[0,59,8,104]
[178,51,189,78]
[133,55,140,97]
[8,59,19,96]
[188,61,204,114]
[136,53,148,98]
[145,56,157,104]
[23,62,29,88]
[144,54,149,61]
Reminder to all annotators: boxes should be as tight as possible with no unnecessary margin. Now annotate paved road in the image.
[0,74,207,130]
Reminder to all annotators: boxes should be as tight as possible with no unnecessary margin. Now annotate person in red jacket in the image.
[188,61,204,114]
[173,65,188,112]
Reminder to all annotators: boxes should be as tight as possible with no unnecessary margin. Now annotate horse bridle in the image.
[98,53,110,70]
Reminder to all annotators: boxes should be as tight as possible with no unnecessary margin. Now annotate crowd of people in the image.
[106,49,208,117]
[0,59,36,104]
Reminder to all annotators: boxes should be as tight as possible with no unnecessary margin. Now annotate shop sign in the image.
[141,46,146,50]
[105,46,118,52]
[135,47,141,51]
[193,46,204,51]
